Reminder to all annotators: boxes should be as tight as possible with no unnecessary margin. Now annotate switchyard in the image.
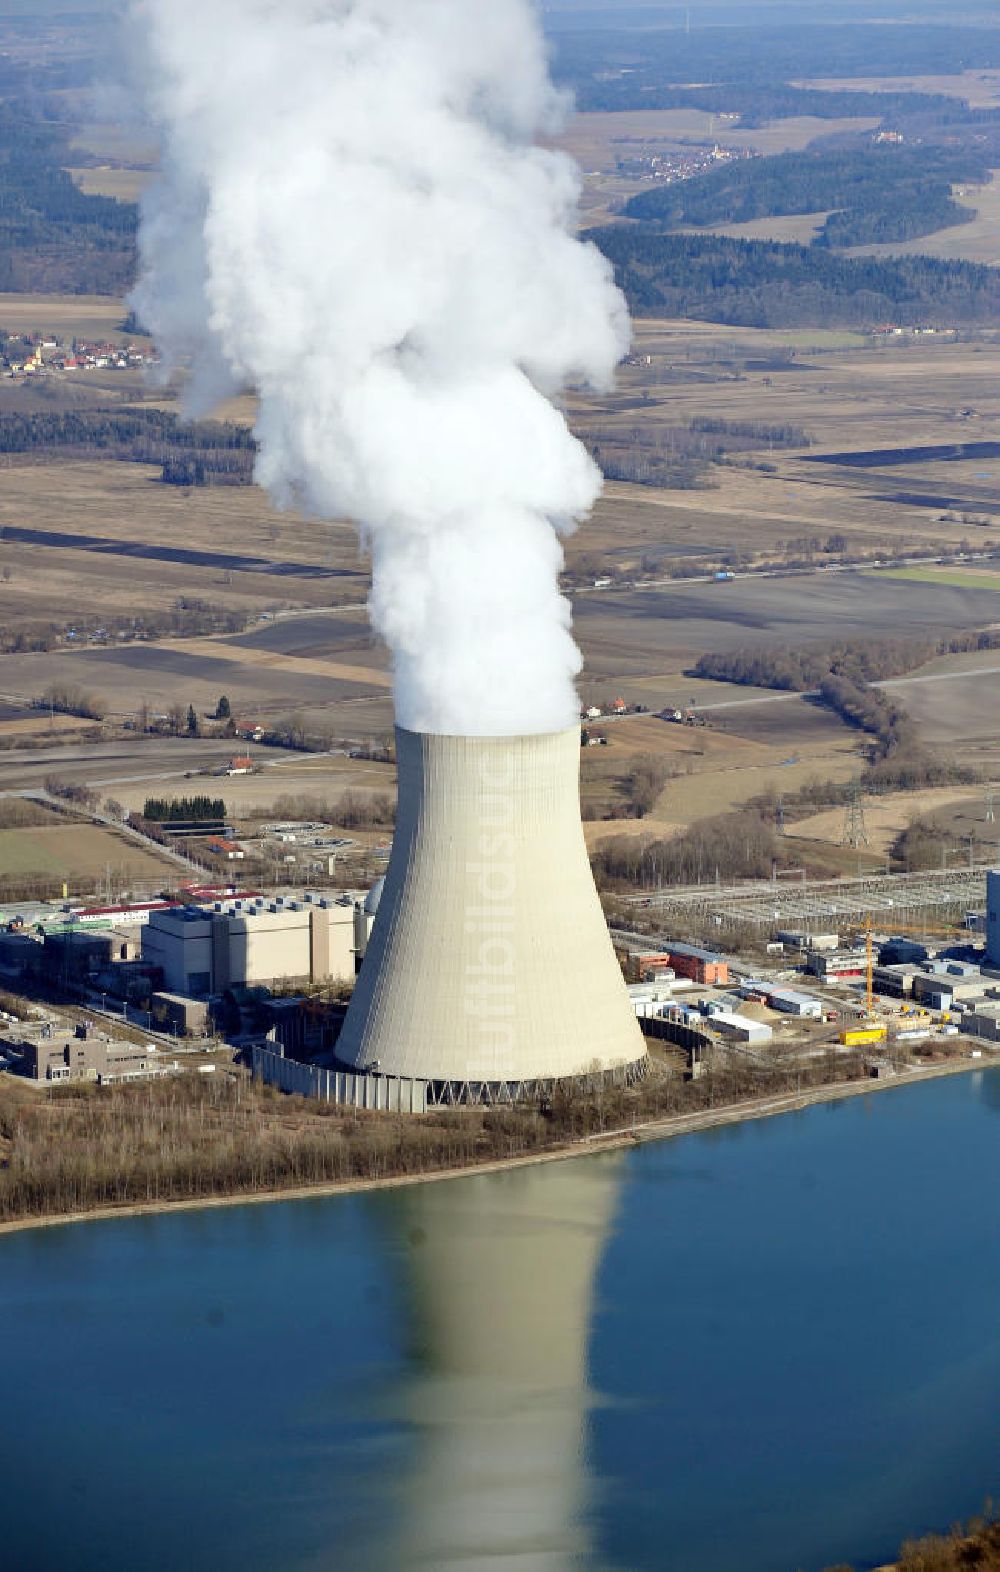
[625,865,990,931]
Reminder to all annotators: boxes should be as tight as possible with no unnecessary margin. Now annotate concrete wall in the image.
[354,904,376,964]
[235,907,310,985]
[311,906,355,981]
[337,727,647,1086]
[251,1044,428,1112]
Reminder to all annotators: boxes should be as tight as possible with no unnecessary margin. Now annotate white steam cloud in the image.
[128,0,629,736]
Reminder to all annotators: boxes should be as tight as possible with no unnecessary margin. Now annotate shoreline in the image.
[0,1054,990,1239]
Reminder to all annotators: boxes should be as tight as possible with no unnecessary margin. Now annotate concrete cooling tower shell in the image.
[336,726,647,1097]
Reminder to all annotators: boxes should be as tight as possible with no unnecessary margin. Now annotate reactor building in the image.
[335,725,647,1103]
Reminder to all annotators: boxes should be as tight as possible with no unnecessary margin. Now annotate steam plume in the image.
[129,0,629,735]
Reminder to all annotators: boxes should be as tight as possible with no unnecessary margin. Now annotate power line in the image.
[842,780,869,850]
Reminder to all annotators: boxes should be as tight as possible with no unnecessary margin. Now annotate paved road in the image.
[0,737,290,793]
[657,661,1000,718]
[879,664,1000,691]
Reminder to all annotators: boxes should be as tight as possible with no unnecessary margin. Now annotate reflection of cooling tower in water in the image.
[387,1156,622,1570]
[337,726,647,1098]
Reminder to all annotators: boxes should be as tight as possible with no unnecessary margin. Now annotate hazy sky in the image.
[3,0,991,15]
[542,0,995,18]
[2,1,994,21]
[0,1,118,12]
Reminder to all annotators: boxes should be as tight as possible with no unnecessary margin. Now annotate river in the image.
[3,1070,1000,1571]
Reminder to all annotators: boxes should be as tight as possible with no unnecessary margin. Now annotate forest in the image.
[591,809,782,889]
[623,145,991,251]
[691,629,1000,693]
[573,78,962,124]
[587,228,1000,328]
[0,102,137,294]
[0,409,255,484]
[142,797,227,824]
[553,22,1000,115]
[583,414,809,490]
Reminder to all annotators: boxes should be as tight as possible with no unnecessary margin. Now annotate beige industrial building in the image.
[142,894,355,996]
[9,1028,161,1085]
[337,726,647,1099]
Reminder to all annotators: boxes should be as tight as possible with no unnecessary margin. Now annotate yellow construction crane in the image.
[841,912,959,1047]
[865,913,874,1020]
[841,913,933,1046]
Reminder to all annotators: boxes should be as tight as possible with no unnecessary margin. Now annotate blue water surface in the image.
[2,1070,999,1572]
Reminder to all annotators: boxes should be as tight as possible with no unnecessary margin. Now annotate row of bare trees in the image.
[0,1049,871,1225]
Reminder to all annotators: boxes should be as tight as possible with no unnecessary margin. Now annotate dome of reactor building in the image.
[336,725,648,1100]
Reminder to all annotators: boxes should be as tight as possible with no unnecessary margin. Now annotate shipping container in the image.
[841,1025,888,1047]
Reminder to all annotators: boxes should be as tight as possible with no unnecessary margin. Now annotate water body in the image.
[3,1072,1000,1572]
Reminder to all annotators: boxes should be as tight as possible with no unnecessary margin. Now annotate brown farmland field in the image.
[878,660,1000,760]
[0,293,140,343]
[579,701,863,846]
[796,70,1000,109]
[0,460,369,632]
[784,786,987,859]
[68,124,159,168]
[68,167,153,203]
[848,171,1000,267]
[696,212,831,245]
[566,323,1000,586]
[4,290,1000,845]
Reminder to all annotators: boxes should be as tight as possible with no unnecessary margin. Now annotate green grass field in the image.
[0,826,173,881]
[867,566,1000,591]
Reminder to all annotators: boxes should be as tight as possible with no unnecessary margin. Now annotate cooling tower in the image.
[336,725,647,1097]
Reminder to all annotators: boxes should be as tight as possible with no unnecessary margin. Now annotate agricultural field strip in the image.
[649,658,1000,712]
[793,72,1000,107]
[0,523,362,581]
[159,638,393,690]
[868,568,1000,591]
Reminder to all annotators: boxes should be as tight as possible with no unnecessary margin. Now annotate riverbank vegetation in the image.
[824,1507,1000,1570]
[0,1049,872,1227]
